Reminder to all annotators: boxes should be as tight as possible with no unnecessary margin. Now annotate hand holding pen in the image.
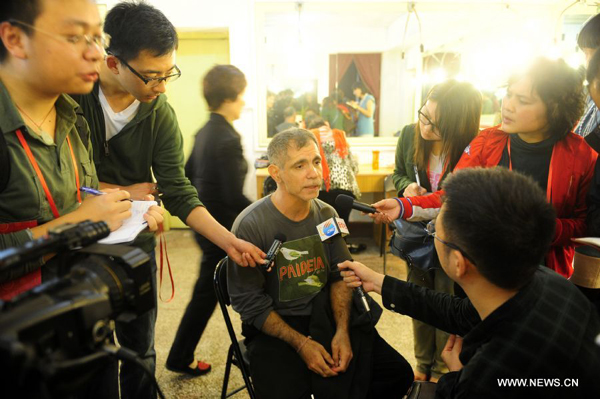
[80,186,133,202]
[77,187,133,231]
[402,166,427,197]
[79,187,164,232]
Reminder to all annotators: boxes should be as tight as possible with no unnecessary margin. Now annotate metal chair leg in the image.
[221,345,234,399]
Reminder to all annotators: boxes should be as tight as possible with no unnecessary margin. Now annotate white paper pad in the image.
[98,200,158,244]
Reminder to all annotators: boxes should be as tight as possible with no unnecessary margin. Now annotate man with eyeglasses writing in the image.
[0,0,165,300]
[72,2,265,398]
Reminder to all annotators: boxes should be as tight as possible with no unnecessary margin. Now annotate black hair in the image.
[0,0,40,62]
[441,167,556,290]
[104,1,178,62]
[283,106,296,118]
[352,81,367,93]
[308,116,326,129]
[577,14,600,50]
[508,57,585,139]
[587,48,600,86]
[203,64,246,111]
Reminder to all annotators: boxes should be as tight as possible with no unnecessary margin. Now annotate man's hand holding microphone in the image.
[337,260,385,295]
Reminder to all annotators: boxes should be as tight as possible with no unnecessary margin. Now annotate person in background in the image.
[321,96,345,131]
[335,89,356,136]
[391,79,482,382]
[166,64,252,376]
[72,3,264,397]
[575,13,600,137]
[276,105,298,133]
[308,116,360,227]
[374,57,597,279]
[581,48,600,313]
[267,90,277,137]
[340,167,600,398]
[348,81,375,136]
[0,0,162,300]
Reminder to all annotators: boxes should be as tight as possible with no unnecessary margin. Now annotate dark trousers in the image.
[91,251,159,399]
[246,316,413,399]
[116,250,158,399]
[167,233,225,367]
[318,189,355,227]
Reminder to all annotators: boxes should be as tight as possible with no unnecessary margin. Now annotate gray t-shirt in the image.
[227,196,352,330]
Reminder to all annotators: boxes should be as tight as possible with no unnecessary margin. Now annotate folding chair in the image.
[380,174,398,274]
[213,257,256,399]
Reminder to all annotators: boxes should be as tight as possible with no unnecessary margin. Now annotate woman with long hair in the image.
[392,79,482,382]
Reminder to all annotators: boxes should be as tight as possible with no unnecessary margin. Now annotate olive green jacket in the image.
[73,83,203,253]
[0,80,98,279]
[392,124,431,195]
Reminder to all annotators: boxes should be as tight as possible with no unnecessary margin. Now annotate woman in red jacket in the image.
[373,58,597,277]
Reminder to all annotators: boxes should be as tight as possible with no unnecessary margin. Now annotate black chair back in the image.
[214,257,256,399]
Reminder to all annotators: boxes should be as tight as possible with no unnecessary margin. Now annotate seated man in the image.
[340,167,600,398]
[227,128,413,399]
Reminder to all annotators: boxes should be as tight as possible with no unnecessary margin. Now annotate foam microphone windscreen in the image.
[335,194,354,214]
[275,233,287,242]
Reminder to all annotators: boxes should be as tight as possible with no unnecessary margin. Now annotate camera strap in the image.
[158,225,175,302]
[15,129,82,219]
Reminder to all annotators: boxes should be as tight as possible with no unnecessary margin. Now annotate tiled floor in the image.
[155,229,416,399]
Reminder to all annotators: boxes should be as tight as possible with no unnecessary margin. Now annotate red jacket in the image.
[397,127,597,277]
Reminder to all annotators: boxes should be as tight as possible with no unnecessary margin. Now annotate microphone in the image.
[335,194,377,214]
[263,233,287,270]
[317,207,371,315]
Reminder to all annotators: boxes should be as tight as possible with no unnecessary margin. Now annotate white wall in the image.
[97,0,598,201]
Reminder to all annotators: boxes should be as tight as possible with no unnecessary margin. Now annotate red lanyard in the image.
[507,137,554,202]
[16,129,82,219]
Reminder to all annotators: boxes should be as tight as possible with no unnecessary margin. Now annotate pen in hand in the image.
[79,186,133,202]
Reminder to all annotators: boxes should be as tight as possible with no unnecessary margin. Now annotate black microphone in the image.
[317,207,371,315]
[335,194,377,214]
[263,233,287,270]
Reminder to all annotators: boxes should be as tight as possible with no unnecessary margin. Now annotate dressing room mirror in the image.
[255,0,595,148]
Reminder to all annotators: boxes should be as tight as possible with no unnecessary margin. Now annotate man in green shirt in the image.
[0,0,164,298]
[73,2,265,397]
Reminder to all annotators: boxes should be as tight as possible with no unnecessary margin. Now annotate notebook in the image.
[98,200,158,245]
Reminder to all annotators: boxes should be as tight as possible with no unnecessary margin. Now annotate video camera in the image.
[0,220,155,398]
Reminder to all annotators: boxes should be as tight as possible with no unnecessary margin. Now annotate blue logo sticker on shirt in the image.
[464,144,471,155]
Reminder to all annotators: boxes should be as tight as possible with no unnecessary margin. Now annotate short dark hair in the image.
[104,1,178,62]
[267,128,317,167]
[508,57,585,140]
[283,106,296,118]
[203,64,246,111]
[441,167,556,290]
[578,14,600,50]
[308,116,326,129]
[352,81,367,93]
[587,48,600,86]
[0,0,40,62]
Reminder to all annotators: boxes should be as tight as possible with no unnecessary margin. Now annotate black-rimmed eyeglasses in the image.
[426,220,476,264]
[110,53,181,87]
[418,106,438,132]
